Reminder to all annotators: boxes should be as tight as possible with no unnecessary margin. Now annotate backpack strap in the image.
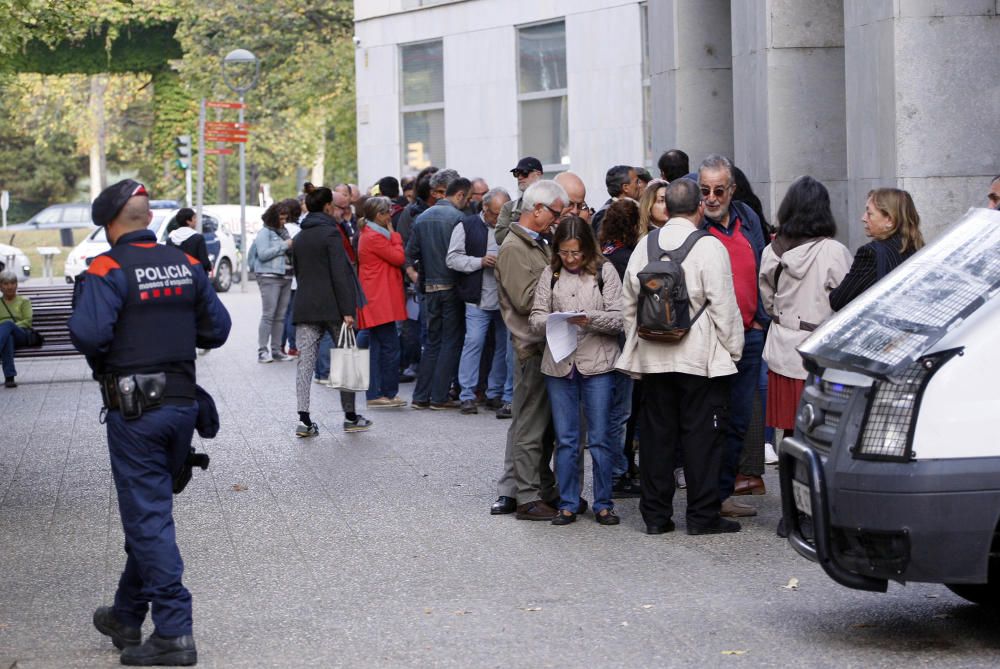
[646,227,662,262]
[665,229,711,263]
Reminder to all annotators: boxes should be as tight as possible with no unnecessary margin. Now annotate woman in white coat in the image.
[759,176,852,435]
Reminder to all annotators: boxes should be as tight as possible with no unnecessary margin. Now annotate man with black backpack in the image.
[616,178,744,535]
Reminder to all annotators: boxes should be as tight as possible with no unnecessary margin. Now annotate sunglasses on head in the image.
[700,185,730,199]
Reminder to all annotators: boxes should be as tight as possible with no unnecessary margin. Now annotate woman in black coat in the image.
[829,187,925,311]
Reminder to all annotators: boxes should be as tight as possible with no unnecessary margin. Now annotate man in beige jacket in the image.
[616,178,745,535]
[492,179,567,520]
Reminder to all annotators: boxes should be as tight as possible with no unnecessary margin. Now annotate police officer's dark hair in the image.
[665,178,702,216]
[305,187,334,213]
[377,176,400,199]
[605,165,633,198]
[445,177,472,198]
[657,149,690,181]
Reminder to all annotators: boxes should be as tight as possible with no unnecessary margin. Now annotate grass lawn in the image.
[1,228,94,280]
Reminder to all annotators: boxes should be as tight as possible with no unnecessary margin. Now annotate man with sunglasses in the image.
[697,155,769,520]
[495,156,544,244]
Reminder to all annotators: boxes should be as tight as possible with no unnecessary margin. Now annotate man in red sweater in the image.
[698,155,770,519]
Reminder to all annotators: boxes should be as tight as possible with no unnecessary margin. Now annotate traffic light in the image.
[175,135,192,170]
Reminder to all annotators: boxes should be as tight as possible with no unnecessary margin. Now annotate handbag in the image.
[328,323,369,392]
[1,298,44,348]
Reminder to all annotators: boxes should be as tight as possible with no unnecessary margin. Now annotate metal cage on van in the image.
[853,350,960,462]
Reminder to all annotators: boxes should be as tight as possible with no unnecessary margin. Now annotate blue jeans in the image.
[413,290,465,404]
[608,371,634,478]
[504,334,514,402]
[545,371,616,513]
[363,322,400,400]
[0,320,28,379]
[282,289,296,349]
[458,306,510,402]
[315,331,333,380]
[720,328,764,500]
[760,358,774,444]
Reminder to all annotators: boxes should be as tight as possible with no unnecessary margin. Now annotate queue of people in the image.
[238,151,951,536]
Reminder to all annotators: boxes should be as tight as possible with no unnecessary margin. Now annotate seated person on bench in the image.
[0,269,32,388]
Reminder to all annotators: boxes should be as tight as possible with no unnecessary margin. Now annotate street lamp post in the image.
[222,48,260,292]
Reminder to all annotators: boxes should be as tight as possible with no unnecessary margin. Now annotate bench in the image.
[13,285,79,358]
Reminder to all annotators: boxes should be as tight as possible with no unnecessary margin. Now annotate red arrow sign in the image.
[205,134,248,143]
[205,121,251,131]
[204,148,235,155]
[206,101,245,109]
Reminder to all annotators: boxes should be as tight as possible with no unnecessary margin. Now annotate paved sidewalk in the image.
[2,286,999,668]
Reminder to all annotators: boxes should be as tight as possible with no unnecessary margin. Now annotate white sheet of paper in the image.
[546,311,586,363]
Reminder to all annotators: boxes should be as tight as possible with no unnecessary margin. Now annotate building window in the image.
[641,2,653,169]
[517,21,568,171]
[400,40,445,176]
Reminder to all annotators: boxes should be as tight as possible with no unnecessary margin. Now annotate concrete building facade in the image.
[354,0,999,247]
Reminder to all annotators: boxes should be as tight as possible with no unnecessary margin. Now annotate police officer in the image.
[69,180,231,666]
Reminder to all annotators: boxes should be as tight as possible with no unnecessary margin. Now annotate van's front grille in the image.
[796,377,856,455]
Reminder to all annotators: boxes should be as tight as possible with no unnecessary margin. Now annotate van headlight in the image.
[854,351,957,461]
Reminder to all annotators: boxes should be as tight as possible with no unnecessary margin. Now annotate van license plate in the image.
[792,480,812,516]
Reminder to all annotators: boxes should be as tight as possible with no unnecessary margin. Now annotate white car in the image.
[0,242,31,281]
[63,208,239,292]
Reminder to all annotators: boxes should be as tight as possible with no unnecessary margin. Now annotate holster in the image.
[98,372,166,420]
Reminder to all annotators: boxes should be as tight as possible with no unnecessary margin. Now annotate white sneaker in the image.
[271,351,292,362]
[314,377,329,385]
[257,350,273,363]
[764,442,779,465]
[674,467,687,489]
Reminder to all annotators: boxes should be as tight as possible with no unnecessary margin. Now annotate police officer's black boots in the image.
[93,606,141,650]
[120,633,197,666]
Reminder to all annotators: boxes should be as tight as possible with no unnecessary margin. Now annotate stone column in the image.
[731,0,848,233]
[845,0,1000,244]
[649,0,734,174]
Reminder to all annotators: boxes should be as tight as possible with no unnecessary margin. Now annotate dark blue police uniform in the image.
[69,227,230,641]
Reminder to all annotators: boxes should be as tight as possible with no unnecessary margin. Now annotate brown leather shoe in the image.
[733,474,766,496]
[515,500,558,521]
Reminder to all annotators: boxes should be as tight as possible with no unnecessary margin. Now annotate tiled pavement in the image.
[2,284,999,668]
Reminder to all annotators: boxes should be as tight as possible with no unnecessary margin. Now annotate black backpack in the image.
[636,227,710,342]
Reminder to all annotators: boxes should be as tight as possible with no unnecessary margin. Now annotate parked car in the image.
[63,207,238,292]
[22,203,93,229]
[0,242,31,281]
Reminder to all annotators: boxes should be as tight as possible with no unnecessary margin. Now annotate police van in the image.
[779,207,1000,606]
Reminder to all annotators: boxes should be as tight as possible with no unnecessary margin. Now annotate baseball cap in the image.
[92,179,149,227]
[510,157,543,175]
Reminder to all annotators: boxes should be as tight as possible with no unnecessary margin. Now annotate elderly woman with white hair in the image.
[0,270,32,388]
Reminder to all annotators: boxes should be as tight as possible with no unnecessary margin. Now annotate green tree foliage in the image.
[0,0,357,210]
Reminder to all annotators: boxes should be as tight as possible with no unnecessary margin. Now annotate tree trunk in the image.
[311,119,325,186]
[88,75,108,201]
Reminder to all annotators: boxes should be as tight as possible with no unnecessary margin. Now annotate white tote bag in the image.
[328,324,370,392]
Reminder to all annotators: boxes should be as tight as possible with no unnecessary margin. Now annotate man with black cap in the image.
[495,156,543,244]
[70,179,231,666]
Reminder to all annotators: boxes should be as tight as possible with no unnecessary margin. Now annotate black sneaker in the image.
[611,476,642,498]
[460,400,478,414]
[344,414,373,432]
[495,403,512,419]
[93,606,140,650]
[120,633,197,666]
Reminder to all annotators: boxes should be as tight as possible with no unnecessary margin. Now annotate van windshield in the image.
[798,208,1000,380]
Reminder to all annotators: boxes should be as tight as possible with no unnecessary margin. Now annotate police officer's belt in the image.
[98,372,195,418]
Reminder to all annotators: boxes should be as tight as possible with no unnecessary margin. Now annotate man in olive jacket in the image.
[491,179,566,520]
[292,186,372,436]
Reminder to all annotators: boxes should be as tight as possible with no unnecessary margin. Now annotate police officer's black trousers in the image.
[107,403,198,637]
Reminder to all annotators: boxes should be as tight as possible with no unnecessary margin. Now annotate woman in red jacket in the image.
[358,196,408,407]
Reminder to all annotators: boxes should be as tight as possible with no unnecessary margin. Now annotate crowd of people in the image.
[238,151,1000,536]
